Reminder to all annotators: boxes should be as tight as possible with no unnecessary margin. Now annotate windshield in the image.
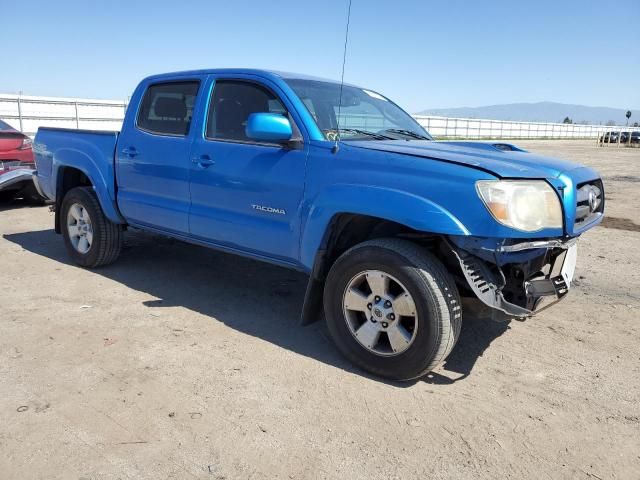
[285,79,432,141]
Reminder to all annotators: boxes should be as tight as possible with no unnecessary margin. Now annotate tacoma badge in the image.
[251,204,286,215]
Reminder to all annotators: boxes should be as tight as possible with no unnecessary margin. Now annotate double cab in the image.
[33,69,604,380]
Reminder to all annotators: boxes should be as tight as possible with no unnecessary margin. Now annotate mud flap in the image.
[300,276,324,325]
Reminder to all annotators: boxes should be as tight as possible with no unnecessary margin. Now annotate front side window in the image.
[207,81,287,142]
[137,81,200,136]
[285,79,432,141]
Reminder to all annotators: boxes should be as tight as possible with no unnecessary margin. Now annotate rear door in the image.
[116,79,203,234]
[188,75,308,263]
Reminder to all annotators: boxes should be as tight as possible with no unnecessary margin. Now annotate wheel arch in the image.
[54,161,123,233]
[299,185,469,272]
[300,206,466,325]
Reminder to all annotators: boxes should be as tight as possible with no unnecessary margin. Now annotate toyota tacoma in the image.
[33,69,604,380]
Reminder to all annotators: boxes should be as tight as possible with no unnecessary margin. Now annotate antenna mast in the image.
[334,0,353,152]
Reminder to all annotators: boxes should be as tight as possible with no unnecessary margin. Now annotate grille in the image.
[574,180,604,228]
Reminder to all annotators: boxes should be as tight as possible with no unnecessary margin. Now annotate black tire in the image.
[60,186,122,268]
[323,238,462,381]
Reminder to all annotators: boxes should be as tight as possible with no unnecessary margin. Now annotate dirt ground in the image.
[1,140,638,480]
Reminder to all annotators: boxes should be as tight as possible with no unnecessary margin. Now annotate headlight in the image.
[476,180,563,232]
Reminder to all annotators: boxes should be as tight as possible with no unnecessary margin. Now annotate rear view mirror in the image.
[340,92,361,107]
[246,113,293,143]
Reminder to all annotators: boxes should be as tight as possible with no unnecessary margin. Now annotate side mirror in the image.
[246,113,293,143]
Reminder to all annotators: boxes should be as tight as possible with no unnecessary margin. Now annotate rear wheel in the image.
[61,187,122,268]
[324,238,462,381]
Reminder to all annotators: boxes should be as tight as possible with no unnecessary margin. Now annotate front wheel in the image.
[61,187,122,268]
[324,238,462,381]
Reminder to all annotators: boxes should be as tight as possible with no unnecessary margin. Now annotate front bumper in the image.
[449,237,578,317]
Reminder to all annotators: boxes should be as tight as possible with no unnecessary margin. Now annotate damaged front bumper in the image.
[448,236,578,317]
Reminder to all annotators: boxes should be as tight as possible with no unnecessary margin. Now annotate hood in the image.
[345,140,582,179]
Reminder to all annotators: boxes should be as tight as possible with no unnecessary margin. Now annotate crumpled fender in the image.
[299,184,470,270]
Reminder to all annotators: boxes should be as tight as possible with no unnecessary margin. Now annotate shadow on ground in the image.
[3,228,513,386]
[0,197,45,212]
[424,302,512,384]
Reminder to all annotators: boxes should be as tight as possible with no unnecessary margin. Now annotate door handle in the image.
[192,154,215,168]
[121,147,138,158]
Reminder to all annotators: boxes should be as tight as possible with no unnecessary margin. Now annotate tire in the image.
[60,186,122,268]
[323,238,462,381]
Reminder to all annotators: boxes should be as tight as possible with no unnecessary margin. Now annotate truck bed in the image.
[33,127,120,219]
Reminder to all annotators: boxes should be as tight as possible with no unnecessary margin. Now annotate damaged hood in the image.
[345,140,582,179]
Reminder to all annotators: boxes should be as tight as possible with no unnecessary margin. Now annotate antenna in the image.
[334,0,353,153]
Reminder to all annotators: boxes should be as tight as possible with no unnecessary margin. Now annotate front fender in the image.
[299,184,469,270]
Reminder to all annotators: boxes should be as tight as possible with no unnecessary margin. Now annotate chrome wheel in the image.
[342,270,418,356]
[66,202,93,254]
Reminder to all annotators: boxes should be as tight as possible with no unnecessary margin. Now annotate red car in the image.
[0,119,43,202]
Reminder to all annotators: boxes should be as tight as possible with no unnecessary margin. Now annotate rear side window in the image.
[207,81,286,142]
[137,81,200,136]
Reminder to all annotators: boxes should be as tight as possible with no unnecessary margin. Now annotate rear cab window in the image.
[137,81,200,136]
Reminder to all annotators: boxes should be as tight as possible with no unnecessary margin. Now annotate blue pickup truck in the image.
[33,69,604,380]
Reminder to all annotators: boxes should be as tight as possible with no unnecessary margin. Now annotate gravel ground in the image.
[0,140,638,479]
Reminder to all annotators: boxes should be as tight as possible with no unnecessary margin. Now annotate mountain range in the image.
[416,102,635,125]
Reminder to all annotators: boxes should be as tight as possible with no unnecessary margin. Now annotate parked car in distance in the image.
[600,131,619,143]
[600,130,640,145]
[619,131,640,144]
[0,119,43,202]
[33,69,604,380]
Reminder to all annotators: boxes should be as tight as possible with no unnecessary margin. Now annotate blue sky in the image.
[2,0,639,112]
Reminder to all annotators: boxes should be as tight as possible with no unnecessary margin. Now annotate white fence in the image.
[0,94,126,137]
[1,93,638,140]
[413,115,639,139]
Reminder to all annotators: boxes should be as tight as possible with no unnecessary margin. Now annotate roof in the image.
[143,68,355,86]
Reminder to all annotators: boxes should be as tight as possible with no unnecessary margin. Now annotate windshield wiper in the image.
[379,128,431,140]
[337,128,393,140]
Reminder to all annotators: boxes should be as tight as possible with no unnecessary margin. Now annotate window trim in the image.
[135,80,202,138]
[204,78,303,147]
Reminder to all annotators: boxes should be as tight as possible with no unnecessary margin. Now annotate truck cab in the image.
[33,69,604,380]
